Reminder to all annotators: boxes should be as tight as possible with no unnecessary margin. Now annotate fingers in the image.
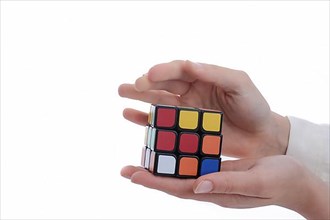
[145,60,251,92]
[120,165,147,179]
[123,108,148,126]
[118,83,181,105]
[119,60,253,106]
[193,172,260,197]
[121,165,272,209]
[147,60,196,83]
[183,60,251,92]
[135,76,191,95]
[194,162,267,198]
[123,165,195,199]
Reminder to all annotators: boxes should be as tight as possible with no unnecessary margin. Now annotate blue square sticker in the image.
[200,158,220,176]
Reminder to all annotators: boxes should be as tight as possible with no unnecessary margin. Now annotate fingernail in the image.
[194,180,213,194]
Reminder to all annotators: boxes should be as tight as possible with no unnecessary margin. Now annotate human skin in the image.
[121,156,330,220]
[118,60,329,219]
[118,60,290,158]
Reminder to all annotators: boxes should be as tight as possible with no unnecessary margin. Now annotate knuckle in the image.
[237,70,251,82]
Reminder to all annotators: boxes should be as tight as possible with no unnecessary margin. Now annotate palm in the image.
[175,81,221,110]
[121,156,310,211]
[171,80,273,158]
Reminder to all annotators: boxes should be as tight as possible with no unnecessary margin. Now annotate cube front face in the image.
[141,104,223,178]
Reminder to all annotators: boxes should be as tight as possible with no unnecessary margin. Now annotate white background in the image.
[1,1,329,219]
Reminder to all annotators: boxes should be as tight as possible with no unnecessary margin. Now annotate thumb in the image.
[184,60,252,92]
[193,170,263,197]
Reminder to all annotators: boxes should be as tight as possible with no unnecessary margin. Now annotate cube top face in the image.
[143,104,224,178]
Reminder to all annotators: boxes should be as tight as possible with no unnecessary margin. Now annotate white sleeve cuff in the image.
[286,116,329,183]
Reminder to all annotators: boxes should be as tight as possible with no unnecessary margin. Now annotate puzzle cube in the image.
[141,104,223,178]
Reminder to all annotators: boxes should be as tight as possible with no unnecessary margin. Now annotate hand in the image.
[118,60,290,158]
[121,156,329,220]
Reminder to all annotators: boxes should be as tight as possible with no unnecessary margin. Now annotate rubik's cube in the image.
[141,104,223,178]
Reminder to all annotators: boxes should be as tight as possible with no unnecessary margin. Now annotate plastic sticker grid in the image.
[141,104,224,178]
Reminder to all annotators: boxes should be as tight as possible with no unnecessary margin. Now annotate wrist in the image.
[264,113,290,155]
[274,159,329,219]
[293,169,329,219]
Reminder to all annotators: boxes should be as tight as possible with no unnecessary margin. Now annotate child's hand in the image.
[118,60,290,158]
[121,155,329,220]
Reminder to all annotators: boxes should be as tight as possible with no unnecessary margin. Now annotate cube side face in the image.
[144,148,151,169]
[141,147,146,167]
[149,151,156,173]
[148,105,156,126]
[142,104,224,178]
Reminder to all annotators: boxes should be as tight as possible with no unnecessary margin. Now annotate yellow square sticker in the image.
[179,110,199,130]
[202,112,221,132]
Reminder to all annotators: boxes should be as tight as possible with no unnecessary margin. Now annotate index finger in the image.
[124,165,196,198]
[147,60,196,83]
[147,60,252,93]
